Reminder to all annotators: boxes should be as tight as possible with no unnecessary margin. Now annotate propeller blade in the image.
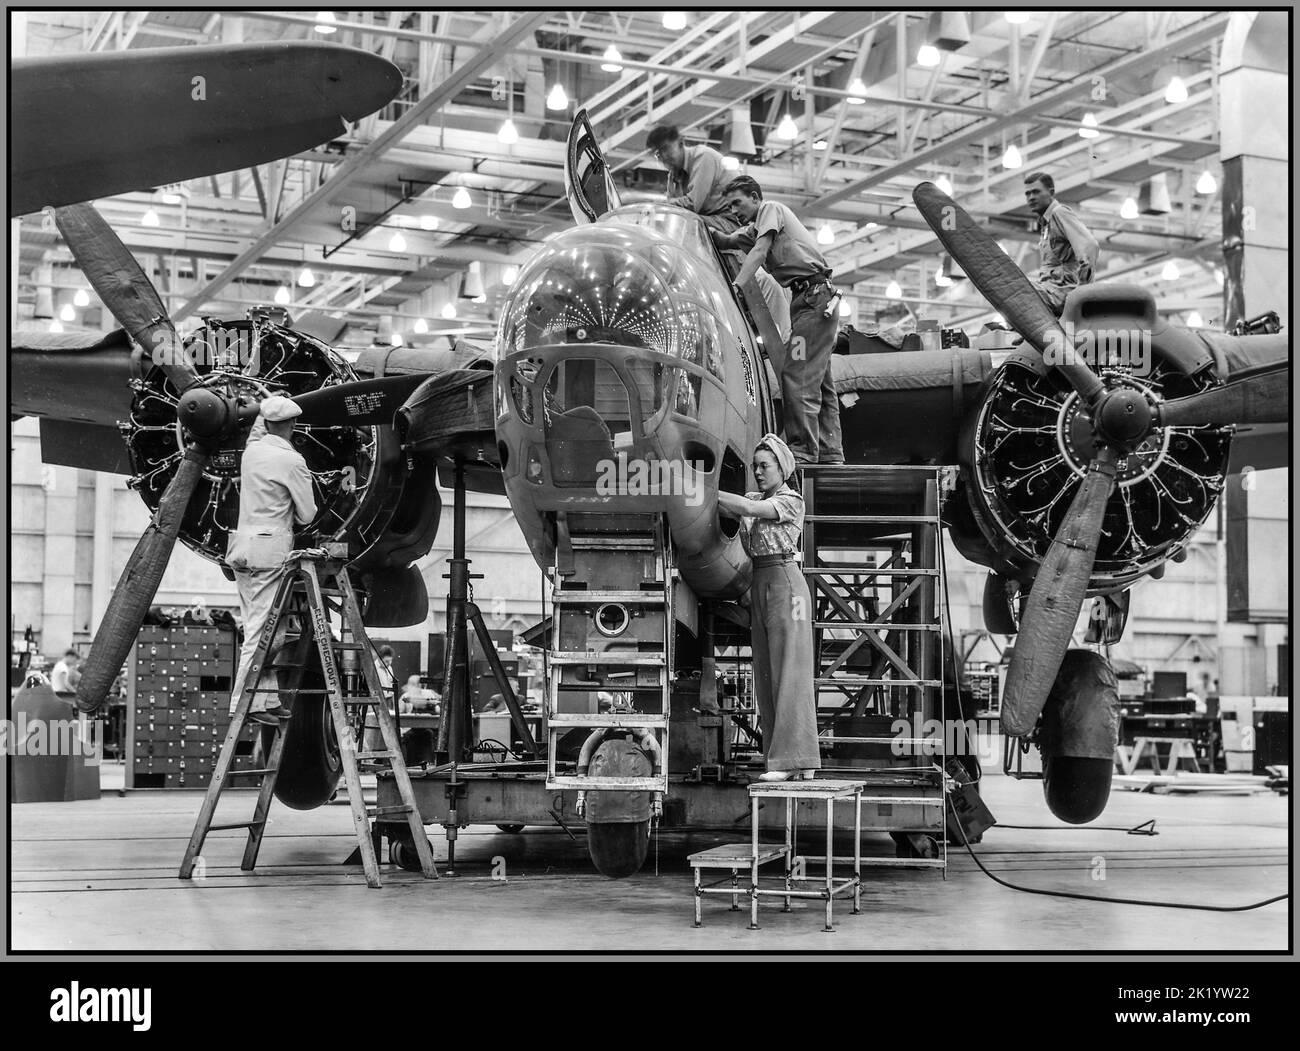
[293,373,433,427]
[912,182,1103,407]
[1000,447,1119,737]
[75,447,208,712]
[1158,361,1289,428]
[53,203,199,392]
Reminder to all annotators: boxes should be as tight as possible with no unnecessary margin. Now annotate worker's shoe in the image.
[800,770,817,780]
[248,709,288,726]
[759,770,794,782]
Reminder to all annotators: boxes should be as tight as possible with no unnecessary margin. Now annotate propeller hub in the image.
[176,387,236,439]
[1093,387,1153,448]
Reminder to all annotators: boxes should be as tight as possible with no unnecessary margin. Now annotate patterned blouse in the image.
[738,484,804,557]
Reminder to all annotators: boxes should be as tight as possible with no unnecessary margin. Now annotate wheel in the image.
[587,820,650,878]
[389,839,424,872]
[273,644,347,810]
[496,823,526,834]
[891,831,940,859]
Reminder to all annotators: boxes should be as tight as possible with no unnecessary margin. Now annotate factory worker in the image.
[716,434,821,781]
[226,395,317,725]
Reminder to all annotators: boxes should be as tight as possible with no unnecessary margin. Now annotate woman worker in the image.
[716,435,821,781]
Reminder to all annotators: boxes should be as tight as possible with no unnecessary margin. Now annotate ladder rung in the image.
[815,677,940,687]
[342,697,385,706]
[806,514,940,524]
[551,591,667,603]
[247,688,327,694]
[814,623,941,631]
[208,821,264,831]
[549,652,666,665]
[547,714,667,729]
[224,768,278,777]
[546,775,667,791]
[332,642,366,650]
[570,537,656,549]
[356,751,397,761]
[806,568,939,577]
[367,805,413,817]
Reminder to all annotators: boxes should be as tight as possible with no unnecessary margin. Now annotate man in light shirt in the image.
[1024,171,1099,316]
[49,648,82,698]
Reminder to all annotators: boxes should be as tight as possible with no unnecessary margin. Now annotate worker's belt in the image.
[788,272,832,295]
[752,553,797,567]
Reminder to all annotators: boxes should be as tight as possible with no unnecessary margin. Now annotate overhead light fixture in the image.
[935,267,953,288]
[73,289,90,307]
[547,83,569,110]
[1164,75,1188,104]
[49,320,64,333]
[935,174,953,196]
[723,106,757,157]
[160,190,184,205]
[885,280,903,300]
[942,252,966,281]
[846,77,867,104]
[274,285,291,305]
[441,302,457,320]
[59,303,76,322]
[390,332,404,347]
[298,267,315,288]
[1005,12,1030,25]
[314,11,338,34]
[1161,260,1181,281]
[839,298,852,318]
[141,208,160,227]
[389,231,407,252]
[460,262,486,300]
[663,12,687,31]
[817,224,834,246]
[916,44,941,68]
[776,113,798,140]
[498,118,519,144]
[1139,173,1171,215]
[1078,112,1100,139]
[502,264,519,286]
[413,317,429,334]
[1001,143,1023,169]
[932,11,971,51]
[1195,169,1217,194]
[812,139,828,152]
[452,186,472,210]
[420,214,439,231]
[722,155,740,171]
[1120,196,1139,220]
[1186,311,1204,328]
[601,45,623,73]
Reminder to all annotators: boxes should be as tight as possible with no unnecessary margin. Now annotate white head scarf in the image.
[757,433,796,482]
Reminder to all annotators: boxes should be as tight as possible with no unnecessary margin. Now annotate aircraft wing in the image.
[11,41,403,216]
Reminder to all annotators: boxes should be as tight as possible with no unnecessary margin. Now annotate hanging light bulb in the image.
[73,289,90,307]
[547,83,569,110]
[776,113,798,140]
[1185,311,1204,328]
[1001,143,1023,169]
[1120,196,1139,220]
[390,332,404,347]
[721,155,740,172]
[389,231,407,252]
[839,298,852,318]
[160,190,184,205]
[298,267,315,288]
[1195,169,1217,194]
[314,11,338,34]
[59,303,76,322]
[441,302,457,320]
[1164,75,1188,104]
[420,214,438,231]
[460,262,486,301]
[1078,112,1100,139]
[601,45,623,73]
[817,224,834,246]
[452,186,472,210]
[885,280,903,300]
[413,317,429,334]
[663,12,687,31]
[916,43,941,68]
[498,118,519,144]
[502,265,519,287]
[812,139,828,151]
[935,174,953,196]
[1161,260,1181,281]
[1005,12,1030,25]
[49,320,64,333]
[935,267,953,288]
[141,208,160,227]
[847,77,867,104]
[274,285,291,305]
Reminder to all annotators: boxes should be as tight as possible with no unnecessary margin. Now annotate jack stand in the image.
[442,765,467,876]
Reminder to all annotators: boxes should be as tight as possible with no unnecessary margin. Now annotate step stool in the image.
[688,843,788,928]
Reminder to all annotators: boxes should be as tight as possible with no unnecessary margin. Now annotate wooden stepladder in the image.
[179,549,437,888]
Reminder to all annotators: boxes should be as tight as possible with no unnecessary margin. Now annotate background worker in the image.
[226,395,317,726]
[713,176,844,467]
[1023,170,1099,316]
[717,435,820,781]
[647,124,791,341]
[49,648,82,700]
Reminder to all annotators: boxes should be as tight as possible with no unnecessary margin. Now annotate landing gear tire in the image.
[496,824,526,834]
[389,837,430,872]
[587,821,650,878]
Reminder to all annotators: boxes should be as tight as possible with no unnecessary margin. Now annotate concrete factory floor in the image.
[10,761,1289,953]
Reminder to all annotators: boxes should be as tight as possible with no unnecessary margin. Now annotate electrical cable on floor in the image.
[947,795,1288,911]
[994,819,1159,835]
